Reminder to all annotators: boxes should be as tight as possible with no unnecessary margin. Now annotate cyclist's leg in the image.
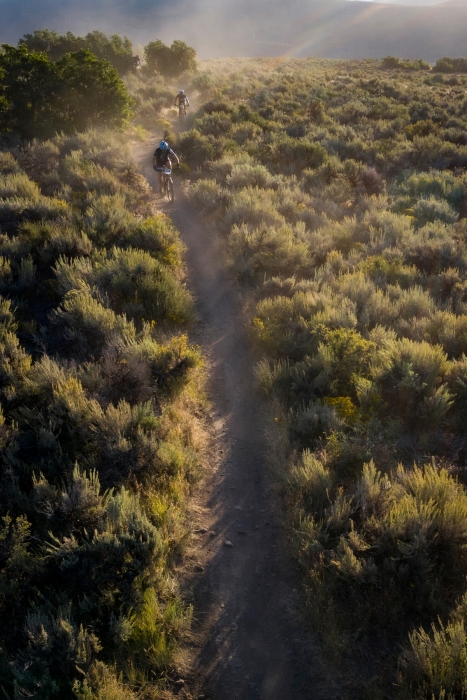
[158,171,163,193]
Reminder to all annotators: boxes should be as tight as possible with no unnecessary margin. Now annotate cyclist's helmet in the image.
[179,89,185,94]
[159,141,169,150]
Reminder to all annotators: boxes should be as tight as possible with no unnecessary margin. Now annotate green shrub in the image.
[413,196,458,227]
[375,338,452,430]
[288,450,334,514]
[176,54,467,695]
[0,124,201,699]
[434,57,467,73]
[19,220,93,266]
[74,662,137,700]
[84,194,137,247]
[9,607,100,697]
[398,603,467,699]
[20,29,135,75]
[177,129,216,167]
[124,216,185,267]
[194,111,233,138]
[52,283,136,355]
[190,179,228,212]
[224,187,285,230]
[0,195,70,225]
[0,45,133,138]
[54,247,193,324]
[125,586,191,671]
[229,222,310,280]
[381,56,430,71]
[291,400,345,442]
[398,171,464,209]
[0,152,22,175]
[0,173,41,200]
[144,39,196,77]
[227,163,275,190]
[259,134,327,174]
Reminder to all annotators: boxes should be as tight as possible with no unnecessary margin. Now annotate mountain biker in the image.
[174,89,190,114]
[133,55,141,69]
[152,141,179,193]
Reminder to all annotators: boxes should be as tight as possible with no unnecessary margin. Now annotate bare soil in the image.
[135,147,333,700]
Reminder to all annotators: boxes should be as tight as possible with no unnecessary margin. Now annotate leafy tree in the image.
[0,45,133,138]
[170,39,197,76]
[144,39,169,75]
[434,56,467,73]
[81,31,134,75]
[144,39,197,77]
[19,29,134,75]
[381,55,401,69]
[0,45,58,139]
[381,55,430,71]
[19,29,82,59]
[55,49,133,132]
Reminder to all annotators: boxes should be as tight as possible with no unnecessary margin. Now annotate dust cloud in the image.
[2,0,467,61]
[0,0,241,56]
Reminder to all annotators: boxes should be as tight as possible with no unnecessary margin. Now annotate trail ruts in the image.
[136,147,331,700]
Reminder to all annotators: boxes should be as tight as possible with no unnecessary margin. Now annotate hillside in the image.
[180,54,467,697]
[0,126,206,697]
[2,0,467,60]
[6,24,467,697]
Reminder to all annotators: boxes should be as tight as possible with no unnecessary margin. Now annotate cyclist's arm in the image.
[170,150,180,165]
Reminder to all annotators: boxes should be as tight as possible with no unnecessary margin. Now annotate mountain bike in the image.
[160,167,174,202]
[178,104,187,126]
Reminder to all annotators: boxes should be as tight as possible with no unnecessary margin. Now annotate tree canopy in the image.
[144,39,197,77]
[434,56,467,73]
[19,29,135,75]
[381,55,430,71]
[0,45,133,138]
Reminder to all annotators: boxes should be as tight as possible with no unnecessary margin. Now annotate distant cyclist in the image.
[174,89,190,121]
[153,141,179,193]
[133,55,141,69]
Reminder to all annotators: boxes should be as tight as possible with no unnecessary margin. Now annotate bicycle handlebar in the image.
[153,163,181,171]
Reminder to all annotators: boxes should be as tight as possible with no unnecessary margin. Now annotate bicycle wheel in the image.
[166,178,174,203]
[179,109,185,126]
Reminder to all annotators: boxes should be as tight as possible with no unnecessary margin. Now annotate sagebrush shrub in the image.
[229,222,310,280]
[52,285,136,355]
[55,247,193,324]
[179,57,467,694]
[0,127,200,699]
[224,187,285,230]
[413,196,458,227]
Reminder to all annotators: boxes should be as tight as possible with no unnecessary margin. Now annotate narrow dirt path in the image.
[136,149,331,700]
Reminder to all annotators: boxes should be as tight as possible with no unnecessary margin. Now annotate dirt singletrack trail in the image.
[135,146,330,700]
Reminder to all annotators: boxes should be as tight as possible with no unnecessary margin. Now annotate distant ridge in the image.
[2,0,467,60]
[366,0,443,5]
[441,0,467,6]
